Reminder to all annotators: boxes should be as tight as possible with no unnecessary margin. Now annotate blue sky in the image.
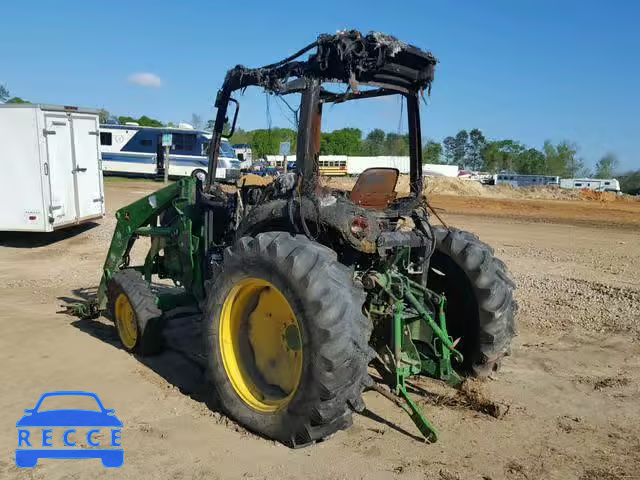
[2,0,639,170]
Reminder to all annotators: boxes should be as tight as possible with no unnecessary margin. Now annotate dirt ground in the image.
[1,178,639,480]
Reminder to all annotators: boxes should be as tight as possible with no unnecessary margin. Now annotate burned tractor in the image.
[76,31,516,446]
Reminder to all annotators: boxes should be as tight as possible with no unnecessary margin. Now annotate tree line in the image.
[437,129,622,179]
[229,127,417,159]
[229,126,623,179]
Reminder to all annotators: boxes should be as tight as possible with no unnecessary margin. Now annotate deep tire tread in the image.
[205,232,371,447]
[107,269,163,355]
[432,227,517,377]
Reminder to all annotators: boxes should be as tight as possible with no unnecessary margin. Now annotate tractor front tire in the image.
[107,269,164,355]
[204,232,372,447]
[428,227,517,378]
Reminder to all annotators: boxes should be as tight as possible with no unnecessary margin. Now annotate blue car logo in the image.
[16,391,123,468]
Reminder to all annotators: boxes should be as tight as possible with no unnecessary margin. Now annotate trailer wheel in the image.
[427,227,517,378]
[204,232,372,447]
[107,269,164,355]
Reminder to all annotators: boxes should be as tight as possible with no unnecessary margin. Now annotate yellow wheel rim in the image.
[219,278,303,413]
[115,293,138,350]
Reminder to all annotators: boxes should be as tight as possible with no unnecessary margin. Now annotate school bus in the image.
[318,157,348,176]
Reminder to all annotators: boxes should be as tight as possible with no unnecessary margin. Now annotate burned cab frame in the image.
[207,30,436,194]
[205,30,438,258]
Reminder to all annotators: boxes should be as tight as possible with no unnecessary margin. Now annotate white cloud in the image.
[127,72,162,88]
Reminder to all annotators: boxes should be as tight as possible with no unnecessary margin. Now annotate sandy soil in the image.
[429,195,640,230]
[325,175,640,229]
[1,178,639,480]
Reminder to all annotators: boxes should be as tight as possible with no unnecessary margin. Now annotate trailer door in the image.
[70,114,104,219]
[44,114,77,226]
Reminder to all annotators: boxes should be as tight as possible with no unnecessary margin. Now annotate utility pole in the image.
[280,141,290,174]
[164,144,170,184]
[161,132,173,184]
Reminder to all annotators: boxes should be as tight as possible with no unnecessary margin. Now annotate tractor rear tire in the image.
[428,227,517,378]
[107,269,164,355]
[204,232,372,447]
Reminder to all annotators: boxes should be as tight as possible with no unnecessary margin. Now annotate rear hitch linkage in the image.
[363,263,463,442]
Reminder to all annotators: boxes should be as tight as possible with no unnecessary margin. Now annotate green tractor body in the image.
[74,31,517,445]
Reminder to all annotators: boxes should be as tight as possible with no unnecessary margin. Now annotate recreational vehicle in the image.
[559,178,620,193]
[494,173,560,187]
[0,104,104,232]
[99,125,240,181]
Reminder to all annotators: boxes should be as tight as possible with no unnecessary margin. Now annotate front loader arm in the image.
[95,181,188,311]
[59,179,199,321]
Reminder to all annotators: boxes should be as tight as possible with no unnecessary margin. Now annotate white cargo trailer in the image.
[0,104,105,232]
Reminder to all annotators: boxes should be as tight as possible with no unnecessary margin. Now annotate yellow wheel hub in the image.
[219,278,303,413]
[114,293,138,349]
